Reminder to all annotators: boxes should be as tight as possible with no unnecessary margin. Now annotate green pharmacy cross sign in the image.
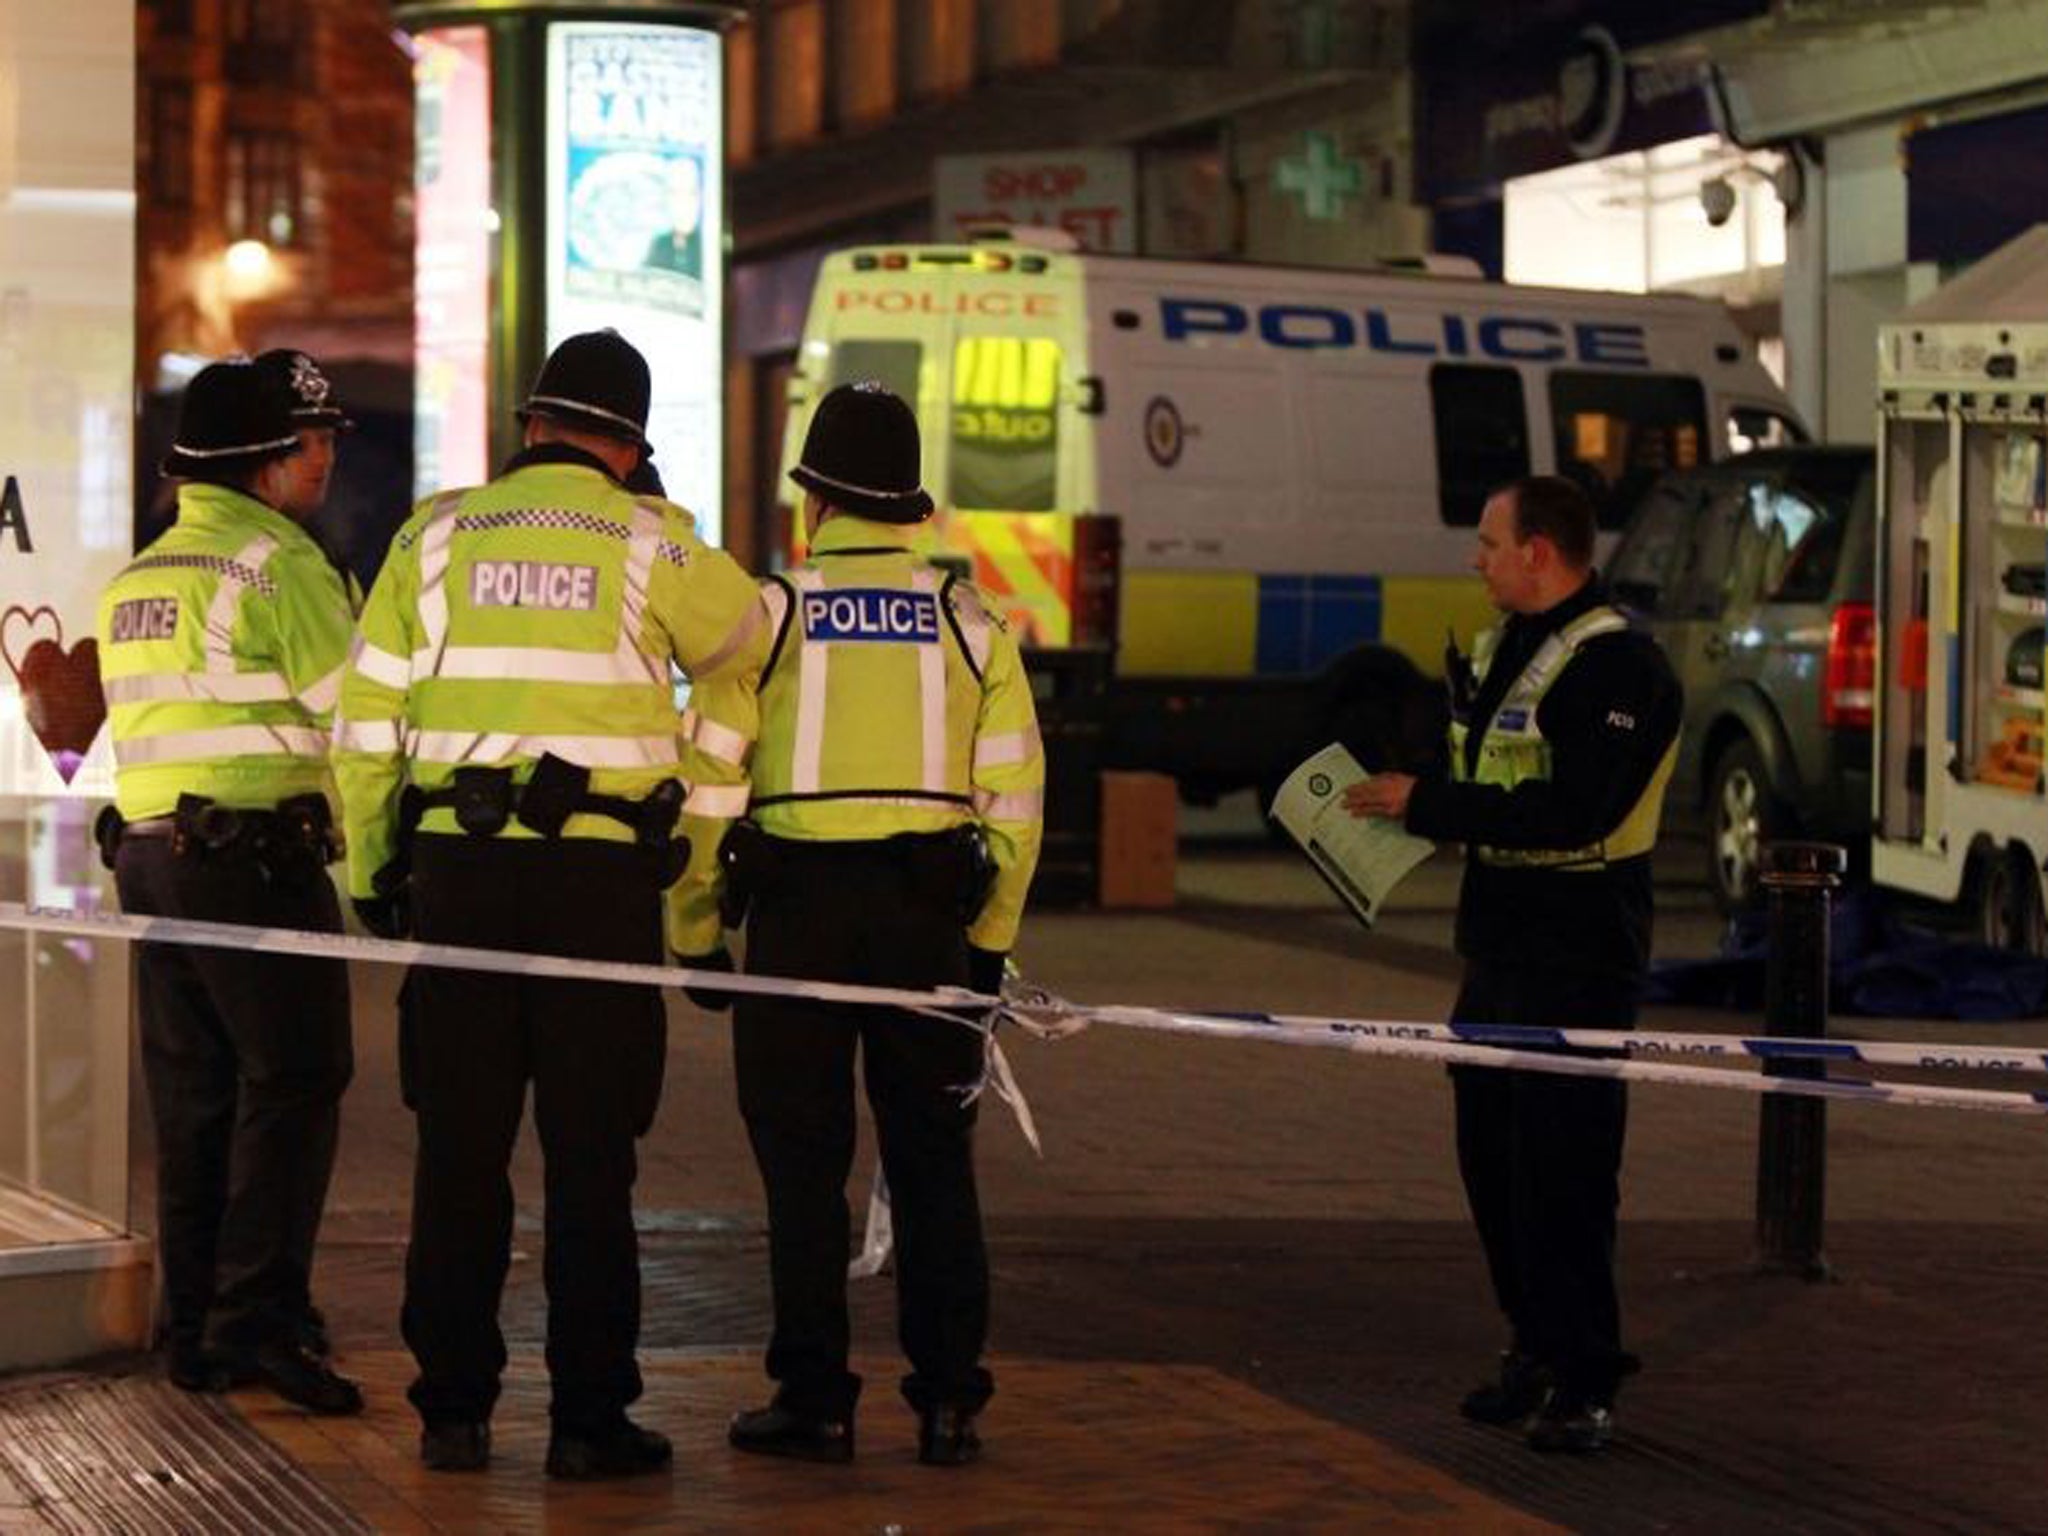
[1273,130,1363,221]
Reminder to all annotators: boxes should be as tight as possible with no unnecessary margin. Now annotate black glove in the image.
[676,948,736,1012]
[967,945,1008,997]
[353,891,410,940]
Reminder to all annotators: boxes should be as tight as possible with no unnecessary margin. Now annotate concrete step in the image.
[0,1182,151,1372]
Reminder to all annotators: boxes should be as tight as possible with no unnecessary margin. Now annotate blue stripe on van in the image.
[1256,574,1381,675]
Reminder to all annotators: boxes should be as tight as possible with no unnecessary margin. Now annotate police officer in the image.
[251,348,361,602]
[1347,475,1681,1454]
[680,382,1044,1468]
[332,330,763,1479]
[96,358,361,1414]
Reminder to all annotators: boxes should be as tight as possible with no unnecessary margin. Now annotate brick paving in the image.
[37,839,2048,1531]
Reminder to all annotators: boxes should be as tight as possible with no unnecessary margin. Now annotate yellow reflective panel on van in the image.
[1121,572,1259,677]
[951,335,1064,514]
[1379,575,1498,672]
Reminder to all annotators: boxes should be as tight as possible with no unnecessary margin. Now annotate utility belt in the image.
[381,753,688,894]
[719,820,996,931]
[95,792,339,875]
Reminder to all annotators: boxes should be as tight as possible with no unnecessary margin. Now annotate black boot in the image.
[167,1344,230,1395]
[546,1419,673,1481]
[420,1421,491,1472]
[727,1403,856,1464]
[297,1304,332,1361]
[1459,1349,1549,1426]
[1525,1388,1615,1453]
[228,1341,364,1416]
[917,1405,982,1466]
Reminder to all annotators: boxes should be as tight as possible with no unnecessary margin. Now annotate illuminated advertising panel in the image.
[412,26,493,501]
[547,22,723,544]
[0,0,134,798]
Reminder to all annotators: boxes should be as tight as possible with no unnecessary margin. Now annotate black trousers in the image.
[734,836,990,1421]
[1450,960,1635,1401]
[400,835,667,1433]
[114,836,352,1356]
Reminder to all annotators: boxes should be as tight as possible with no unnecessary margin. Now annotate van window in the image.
[830,339,922,403]
[1430,364,1529,527]
[1550,372,1707,531]
[951,336,1061,512]
[1728,406,1805,454]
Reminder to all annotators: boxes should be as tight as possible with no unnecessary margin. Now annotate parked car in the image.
[1606,447,1875,912]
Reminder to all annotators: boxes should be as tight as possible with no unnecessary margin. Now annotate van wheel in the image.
[1971,845,2048,957]
[1707,738,1788,915]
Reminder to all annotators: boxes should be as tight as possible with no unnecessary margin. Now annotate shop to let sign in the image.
[934,150,1137,253]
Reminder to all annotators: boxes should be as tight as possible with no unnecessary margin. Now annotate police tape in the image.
[0,901,992,1020]
[0,900,1039,1153]
[1060,1005,2048,1076]
[1040,1001,2048,1118]
[4,901,2046,1119]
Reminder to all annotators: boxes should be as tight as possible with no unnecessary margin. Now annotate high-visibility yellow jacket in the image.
[331,452,767,924]
[1449,604,1676,869]
[97,481,355,819]
[677,514,1044,953]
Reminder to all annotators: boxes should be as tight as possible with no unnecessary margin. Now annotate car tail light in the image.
[1070,514,1121,649]
[1824,601,1876,729]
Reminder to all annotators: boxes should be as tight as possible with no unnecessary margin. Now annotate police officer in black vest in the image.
[1348,476,1682,1454]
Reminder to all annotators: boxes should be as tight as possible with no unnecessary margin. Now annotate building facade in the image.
[137,0,415,576]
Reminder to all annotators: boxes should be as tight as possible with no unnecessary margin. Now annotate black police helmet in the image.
[160,357,303,479]
[518,329,652,447]
[253,347,355,430]
[790,381,933,524]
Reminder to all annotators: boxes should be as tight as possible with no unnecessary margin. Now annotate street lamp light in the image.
[223,237,272,286]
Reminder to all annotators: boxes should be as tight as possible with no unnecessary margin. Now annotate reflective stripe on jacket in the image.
[332,457,765,905]
[1449,605,1676,869]
[97,482,354,819]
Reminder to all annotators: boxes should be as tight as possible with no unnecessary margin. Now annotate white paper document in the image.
[1269,743,1437,928]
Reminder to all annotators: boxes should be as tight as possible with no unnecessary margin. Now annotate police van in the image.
[780,231,1803,802]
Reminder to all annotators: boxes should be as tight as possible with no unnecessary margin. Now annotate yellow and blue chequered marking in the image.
[1120,571,1498,679]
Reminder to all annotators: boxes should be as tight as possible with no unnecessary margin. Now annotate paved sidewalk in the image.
[4,843,2045,1531]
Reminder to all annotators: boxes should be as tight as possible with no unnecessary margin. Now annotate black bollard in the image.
[1754,841,1846,1279]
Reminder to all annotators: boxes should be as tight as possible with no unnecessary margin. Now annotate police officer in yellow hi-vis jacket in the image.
[684,382,1043,1469]
[96,358,362,1416]
[333,330,765,1480]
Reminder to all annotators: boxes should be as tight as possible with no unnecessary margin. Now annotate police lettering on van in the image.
[1159,298,1650,366]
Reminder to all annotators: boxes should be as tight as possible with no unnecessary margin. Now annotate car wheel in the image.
[1972,846,2048,957]
[1707,738,1789,915]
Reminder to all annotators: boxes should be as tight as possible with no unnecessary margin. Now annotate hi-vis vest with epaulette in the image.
[331,460,764,901]
[97,482,355,820]
[1449,605,1676,870]
[747,516,1045,951]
